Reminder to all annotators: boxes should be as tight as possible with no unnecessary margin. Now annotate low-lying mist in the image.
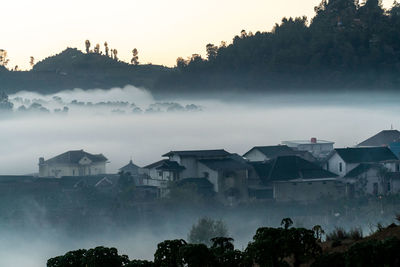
[1,86,399,174]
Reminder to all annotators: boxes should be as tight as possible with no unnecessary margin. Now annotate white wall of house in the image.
[273,179,344,202]
[326,153,358,177]
[244,149,268,162]
[39,162,106,178]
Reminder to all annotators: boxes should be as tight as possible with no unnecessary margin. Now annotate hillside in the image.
[0,48,170,95]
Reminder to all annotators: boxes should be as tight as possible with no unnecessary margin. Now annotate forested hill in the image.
[156,0,400,93]
[0,48,170,94]
[1,0,400,95]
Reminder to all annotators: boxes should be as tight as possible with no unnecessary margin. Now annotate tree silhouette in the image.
[30,56,35,68]
[0,49,9,66]
[131,48,139,65]
[94,43,100,54]
[85,40,91,53]
[104,42,109,56]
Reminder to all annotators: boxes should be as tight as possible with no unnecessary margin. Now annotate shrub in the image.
[349,227,363,241]
[326,227,349,241]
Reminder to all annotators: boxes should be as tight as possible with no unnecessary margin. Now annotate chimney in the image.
[311,137,317,144]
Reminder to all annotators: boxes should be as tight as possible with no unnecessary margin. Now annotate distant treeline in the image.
[2,0,400,95]
[158,0,400,93]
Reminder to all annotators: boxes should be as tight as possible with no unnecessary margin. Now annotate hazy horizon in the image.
[0,85,398,175]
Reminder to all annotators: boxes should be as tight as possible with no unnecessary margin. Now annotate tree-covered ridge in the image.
[159,0,400,92]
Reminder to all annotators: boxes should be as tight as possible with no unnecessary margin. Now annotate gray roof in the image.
[143,159,185,171]
[344,163,382,178]
[244,145,298,159]
[334,147,398,163]
[44,150,108,164]
[358,130,400,147]
[251,155,337,183]
[162,149,231,158]
[199,157,250,171]
[119,160,141,172]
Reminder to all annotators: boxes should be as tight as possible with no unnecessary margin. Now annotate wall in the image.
[39,162,106,178]
[273,179,345,203]
[197,163,219,192]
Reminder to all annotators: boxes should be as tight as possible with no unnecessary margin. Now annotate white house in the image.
[282,137,334,159]
[324,147,399,177]
[38,150,108,178]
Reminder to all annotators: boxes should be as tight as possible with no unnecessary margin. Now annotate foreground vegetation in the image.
[47,217,400,267]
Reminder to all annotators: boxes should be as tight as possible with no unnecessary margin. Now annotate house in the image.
[324,147,399,177]
[344,163,389,197]
[282,137,334,160]
[357,129,400,158]
[249,155,342,202]
[142,159,186,196]
[243,145,316,162]
[197,155,250,205]
[39,150,108,178]
[143,149,250,204]
[162,149,231,178]
[119,159,142,175]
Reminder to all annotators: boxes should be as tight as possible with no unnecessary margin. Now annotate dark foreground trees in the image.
[47,219,400,267]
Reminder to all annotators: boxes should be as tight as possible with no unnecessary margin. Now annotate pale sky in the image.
[0,0,393,70]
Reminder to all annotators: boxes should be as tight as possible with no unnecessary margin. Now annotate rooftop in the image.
[334,147,398,163]
[162,149,231,158]
[43,150,108,165]
[119,160,141,172]
[251,155,337,183]
[358,130,400,147]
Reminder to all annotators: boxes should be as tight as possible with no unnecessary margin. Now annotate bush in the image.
[188,217,228,246]
[349,227,363,241]
[326,227,349,241]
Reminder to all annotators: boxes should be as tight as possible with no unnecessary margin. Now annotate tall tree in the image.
[113,49,118,60]
[0,49,9,66]
[85,40,91,53]
[94,43,100,54]
[206,43,218,61]
[29,56,35,68]
[104,42,109,56]
[131,48,139,65]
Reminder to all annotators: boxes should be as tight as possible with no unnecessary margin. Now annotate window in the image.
[292,182,297,186]
[396,163,400,172]
[158,171,162,177]
[373,183,378,195]
[203,172,209,178]
[327,162,330,171]
[388,182,391,192]
[339,162,343,172]
[72,170,75,176]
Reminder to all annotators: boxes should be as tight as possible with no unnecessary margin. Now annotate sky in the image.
[0,0,393,70]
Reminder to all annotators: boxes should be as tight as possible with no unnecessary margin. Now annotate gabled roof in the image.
[119,160,141,172]
[44,150,108,164]
[143,159,185,171]
[162,149,230,158]
[251,155,337,183]
[199,157,250,172]
[243,145,297,159]
[358,130,400,147]
[345,163,382,178]
[334,147,398,163]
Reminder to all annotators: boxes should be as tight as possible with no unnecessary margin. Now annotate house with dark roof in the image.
[248,155,343,202]
[38,150,108,178]
[119,159,142,175]
[243,145,316,162]
[357,129,400,158]
[161,149,232,179]
[324,147,399,177]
